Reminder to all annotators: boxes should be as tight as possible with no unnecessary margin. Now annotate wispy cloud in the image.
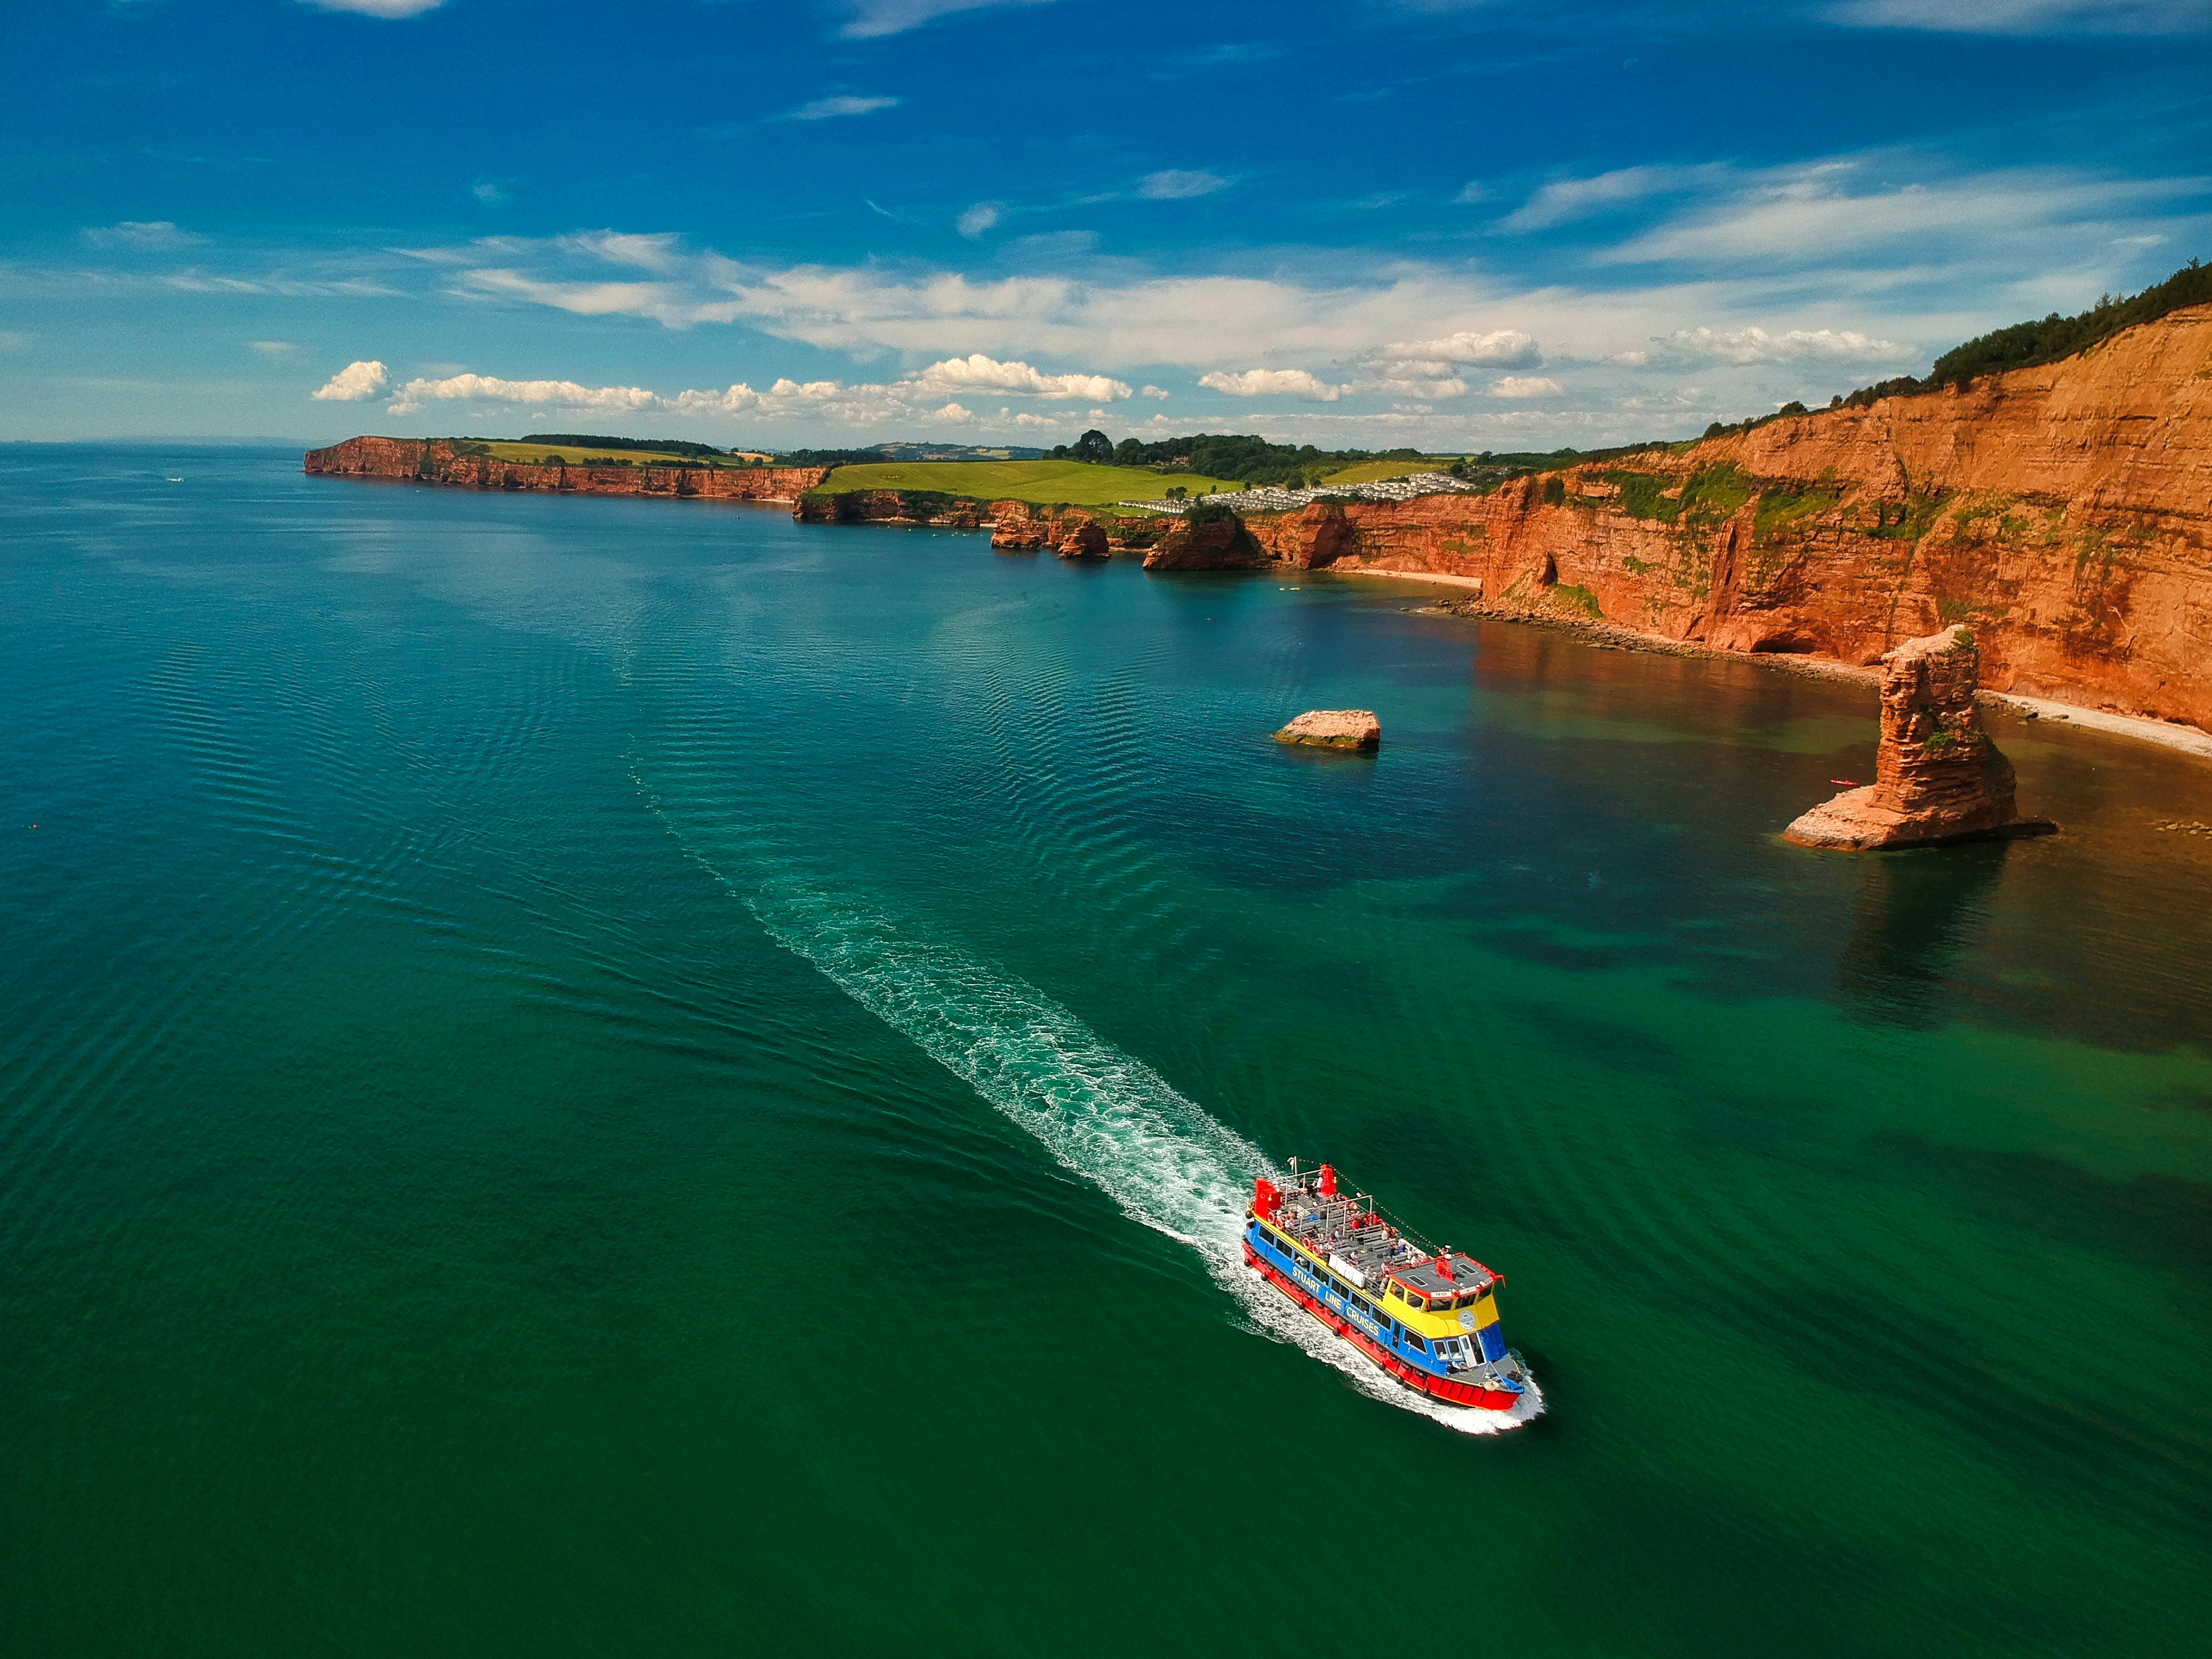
[1138,169,1230,200]
[81,220,200,249]
[298,0,448,15]
[784,94,901,121]
[1496,166,1716,234]
[1599,157,2211,267]
[836,0,1058,38]
[250,339,297,356]
[1827,0,2212,33]
[957,202,1003,237]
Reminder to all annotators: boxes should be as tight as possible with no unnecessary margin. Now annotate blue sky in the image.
[4,0,2208,448]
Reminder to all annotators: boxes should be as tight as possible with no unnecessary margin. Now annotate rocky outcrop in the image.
[304,436,827,502]
[989,503,1144,554]
[1274,709,1381,751]
[1142,512,1269,571]
[1057,521,1109,560]
[1785,627,2053,848]
[1218,303,2212,732]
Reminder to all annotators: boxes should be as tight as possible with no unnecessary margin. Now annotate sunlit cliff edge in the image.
[303,436,830,505]
[1234,303,2212,732]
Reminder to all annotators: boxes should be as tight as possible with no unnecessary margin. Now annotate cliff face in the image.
[304,436,828,503]
[1233,304,2212,729]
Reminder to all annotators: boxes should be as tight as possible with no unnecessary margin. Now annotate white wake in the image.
[643,784,1539,1434]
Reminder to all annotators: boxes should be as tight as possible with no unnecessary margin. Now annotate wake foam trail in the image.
[643,788,1538,1433]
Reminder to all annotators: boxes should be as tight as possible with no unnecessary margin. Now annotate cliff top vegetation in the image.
[1822,256,2207,414]
[812,457,1242,507]
[452,439,770,468]
[520,432,733,459]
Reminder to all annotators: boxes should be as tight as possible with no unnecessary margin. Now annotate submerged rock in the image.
[1274,709,1381,752]
[1785,626,2054,849]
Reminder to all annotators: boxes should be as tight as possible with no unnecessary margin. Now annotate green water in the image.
[3,448,2208,1655]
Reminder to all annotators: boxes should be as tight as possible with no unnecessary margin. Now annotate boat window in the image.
[1403,1331,1427,1352]
[1386,1281,1406,1301]
[1352,1296,1373,1317]
[1406,1293,1429,1312]
[1455,1291,1479,1311]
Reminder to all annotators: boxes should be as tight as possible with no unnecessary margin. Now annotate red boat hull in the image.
[1244,1241,1521,1410]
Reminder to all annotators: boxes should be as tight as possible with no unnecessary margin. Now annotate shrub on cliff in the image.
[1832,256,2209,412]
[1925,258,2210,386]
[1185,499,1240,527]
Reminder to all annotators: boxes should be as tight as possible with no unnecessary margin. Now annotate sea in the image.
[3,445,2208,1655]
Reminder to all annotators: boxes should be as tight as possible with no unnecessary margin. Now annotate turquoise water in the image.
[3,447,2208,1655]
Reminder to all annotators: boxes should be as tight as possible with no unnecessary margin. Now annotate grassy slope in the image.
[1318,458,1452,486]
[478,440,764,467]
[817,458,1241,506]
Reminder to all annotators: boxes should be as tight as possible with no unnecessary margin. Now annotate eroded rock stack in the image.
[1141,510,1268,571]
[1785,627,2051,849]
[1274,709,1382,752]
[1057,521,1109,560]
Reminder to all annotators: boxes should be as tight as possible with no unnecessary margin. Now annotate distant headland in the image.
[308,262,2212,740]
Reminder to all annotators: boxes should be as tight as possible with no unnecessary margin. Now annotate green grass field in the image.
[476,441,768,467]
[1317,458,1454,487]
[817,458,1242,507]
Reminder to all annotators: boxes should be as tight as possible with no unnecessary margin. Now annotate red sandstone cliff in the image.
[1221,304,2212,731]
[304,436,828,504]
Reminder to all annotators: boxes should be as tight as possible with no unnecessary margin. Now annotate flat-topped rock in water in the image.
[1274,709,1381,752]
[1786,626,2054,850]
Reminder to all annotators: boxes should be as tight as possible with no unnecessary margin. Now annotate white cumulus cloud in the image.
[386,372,658,415]
[906,352,1129,400]
[1488,376,1563,399]
[1140,385,1170,399]
[1372,328,1542,368]
[1653,325,1912,365]
[1199,368,1347,401]
[957,202,1003,237]
[312,360,389,401]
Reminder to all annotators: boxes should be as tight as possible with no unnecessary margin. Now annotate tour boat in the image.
[1244,1160,1529,1411]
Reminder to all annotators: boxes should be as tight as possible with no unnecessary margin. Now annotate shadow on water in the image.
[1835,841,2010,1027]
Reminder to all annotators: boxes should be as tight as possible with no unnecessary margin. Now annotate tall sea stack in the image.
[1786,627,2053,850]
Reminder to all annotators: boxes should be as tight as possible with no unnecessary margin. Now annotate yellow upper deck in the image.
[1257,1219,1498,1338]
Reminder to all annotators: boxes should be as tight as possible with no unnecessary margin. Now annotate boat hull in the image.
[1243,1240,1521,1410]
